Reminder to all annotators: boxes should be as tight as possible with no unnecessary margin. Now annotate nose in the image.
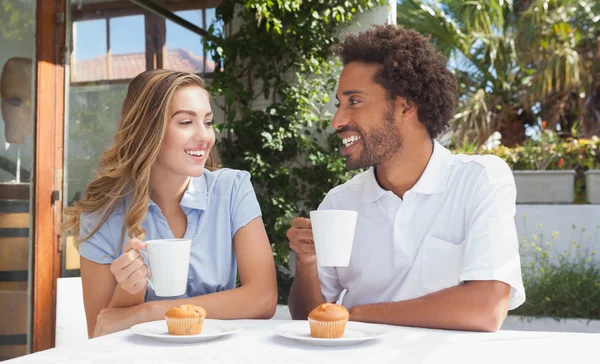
[192,121,210,143]
[331,107,348,131]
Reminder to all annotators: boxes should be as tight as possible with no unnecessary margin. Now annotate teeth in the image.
[185,150,205,157]
[342,135,361,147]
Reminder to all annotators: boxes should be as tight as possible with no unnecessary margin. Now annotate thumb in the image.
[124,238,146,253]
[135,239,146,250]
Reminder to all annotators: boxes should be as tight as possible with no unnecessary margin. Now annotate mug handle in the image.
[138,248,154,291]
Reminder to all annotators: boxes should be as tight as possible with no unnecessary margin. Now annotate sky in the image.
[73,9,219,62]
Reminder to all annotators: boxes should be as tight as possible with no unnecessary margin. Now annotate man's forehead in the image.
[337,62,382,96]
[340,62,379,80]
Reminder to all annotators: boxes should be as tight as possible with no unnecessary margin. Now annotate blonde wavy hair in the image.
[62,69,220,251]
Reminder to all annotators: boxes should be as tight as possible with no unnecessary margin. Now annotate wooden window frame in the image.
[32,0,66,352]
[70,0,219,85]
[71,0,221,21]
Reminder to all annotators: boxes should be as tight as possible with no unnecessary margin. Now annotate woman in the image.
[63,70,277,338]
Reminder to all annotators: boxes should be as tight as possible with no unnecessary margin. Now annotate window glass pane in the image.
[166,10,214,74]
[0,0,36,360]
[72,19,107,82]
[66,84,126,205]
[109,15,145,80]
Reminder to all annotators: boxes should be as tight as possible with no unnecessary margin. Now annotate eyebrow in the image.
[171,110,213,118]
[335,90,367,100]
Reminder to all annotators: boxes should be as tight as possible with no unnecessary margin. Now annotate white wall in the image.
[515,204,600,263]
[340,0,396,37]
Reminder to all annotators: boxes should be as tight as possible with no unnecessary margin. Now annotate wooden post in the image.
[106,18,112,79]
[32,0,66,352]
[144,12,166,70]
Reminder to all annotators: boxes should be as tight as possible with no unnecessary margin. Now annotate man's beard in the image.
[340,105,403,170]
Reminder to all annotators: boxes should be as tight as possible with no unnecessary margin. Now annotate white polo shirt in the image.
[317,140,526,310]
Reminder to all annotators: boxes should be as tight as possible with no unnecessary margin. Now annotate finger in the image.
[140,264,149,278]
[112,248,140,271]
[291,218,311,229]
[289,228,314,242]
[131,275,148,294]
[297,243,316,255]
[125,248,141,264]
[123,238,146,253]
[113,256,142,284]
[117,257,145,284]
[131,269,148,289]
[290,240,316,256]
[122,269,146,293]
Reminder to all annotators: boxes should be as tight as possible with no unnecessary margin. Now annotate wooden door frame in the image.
[32,0,66,352]
[30,0,215,351]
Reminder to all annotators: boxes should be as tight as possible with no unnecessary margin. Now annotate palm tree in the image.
[397,0,528,146]
[517,0,599,138]
[583,36,600,137]
[397,0,600,144]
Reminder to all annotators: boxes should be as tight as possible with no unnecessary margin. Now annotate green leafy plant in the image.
[513,221,600,320]
[452,132,600,202]
[516,130,566,170]
[578,136,600,170]
[397,0,600,144]
[453,131,600,171]
[205,0,381,303]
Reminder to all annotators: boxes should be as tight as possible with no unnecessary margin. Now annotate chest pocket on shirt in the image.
[421,235,465,292]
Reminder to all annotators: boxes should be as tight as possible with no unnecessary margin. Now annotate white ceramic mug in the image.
[309,210,358,267]
[139,238,191,297]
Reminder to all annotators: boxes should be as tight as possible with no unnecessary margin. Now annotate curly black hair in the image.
[332,24,458,139]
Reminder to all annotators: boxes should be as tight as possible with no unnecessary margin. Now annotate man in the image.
[287,24,525,332]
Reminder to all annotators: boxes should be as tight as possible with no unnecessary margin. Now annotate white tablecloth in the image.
[8,320,598,363]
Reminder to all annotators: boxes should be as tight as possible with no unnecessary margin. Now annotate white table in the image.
[7,320,598,363]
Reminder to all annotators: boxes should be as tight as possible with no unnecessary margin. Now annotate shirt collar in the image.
[362,140,452,202]
[362,167,387,202]
[147,173,209,211]
[410,140,452,195]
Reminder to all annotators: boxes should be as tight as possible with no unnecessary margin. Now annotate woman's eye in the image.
[179,119,192,125]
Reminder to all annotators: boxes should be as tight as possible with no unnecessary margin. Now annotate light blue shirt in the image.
[78,168,262,302]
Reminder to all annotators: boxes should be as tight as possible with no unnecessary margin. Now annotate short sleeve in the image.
[459,179,526,310]
[77,212,119,265]
[230,171,262,238]
[315,194,344,303]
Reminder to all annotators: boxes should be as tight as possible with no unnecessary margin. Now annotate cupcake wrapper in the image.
[308,318,347,338]
[165,317,205,336]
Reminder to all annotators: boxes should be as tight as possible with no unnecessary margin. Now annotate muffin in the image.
[164,304,207,335]
[308,303,349,338]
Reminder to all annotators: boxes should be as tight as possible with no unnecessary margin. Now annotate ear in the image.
[395,97,417,116]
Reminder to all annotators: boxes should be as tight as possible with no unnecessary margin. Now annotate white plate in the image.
[273,321,388,347]
[130,319,242,343]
